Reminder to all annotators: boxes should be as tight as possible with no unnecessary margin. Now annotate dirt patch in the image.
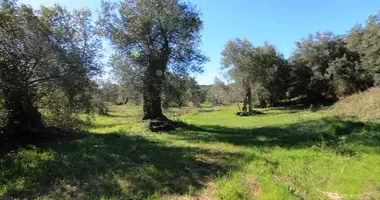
[195,155,217,165]
[247,179,260,197]
[164,181,217,200]
[273,173,306,199]
[273,174,292,186]
[117,179,132,191]
[360,191,380,200]
[191,181,217,200]
[319,191,345,200]
[49,184,79,198]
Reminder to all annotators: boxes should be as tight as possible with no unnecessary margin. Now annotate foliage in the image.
[109,53,144,105]
[0,0,101,139]
[249,43,290,107]
[38,89,92,130]
[346,11,380,85]
[207,78,242,106]
[110,53,206,109]
[98,0,207,120]
[162,74,205,108]
[222,39,289,108]
[289,32,373,101]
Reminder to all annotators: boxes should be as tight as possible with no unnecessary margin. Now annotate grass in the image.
[0,105,379,199]
[330,86,380,121]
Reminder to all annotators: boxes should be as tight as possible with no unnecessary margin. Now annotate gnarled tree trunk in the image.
[142,58,169,121]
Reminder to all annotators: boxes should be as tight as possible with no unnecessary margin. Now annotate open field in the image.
[1,105,379,199]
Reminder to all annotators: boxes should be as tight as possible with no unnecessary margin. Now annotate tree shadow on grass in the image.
[0,133,245,199]
[174,117,380,150]
[87,123,129,129]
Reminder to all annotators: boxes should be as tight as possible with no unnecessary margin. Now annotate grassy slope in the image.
[330,87,380,121]
[0,105,379,199]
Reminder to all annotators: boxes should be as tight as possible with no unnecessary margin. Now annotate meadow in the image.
[0,105,379,200]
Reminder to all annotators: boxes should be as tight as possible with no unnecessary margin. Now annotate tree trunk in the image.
[4,96,43,143]
[242,81,253,114]
[142,58,168,121]
[142,89,167,120]
[247,86,253,113]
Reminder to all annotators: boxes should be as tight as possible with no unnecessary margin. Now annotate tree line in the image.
[213,12,380,114]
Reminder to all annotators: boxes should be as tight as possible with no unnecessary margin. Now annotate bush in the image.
[38,89,92,131]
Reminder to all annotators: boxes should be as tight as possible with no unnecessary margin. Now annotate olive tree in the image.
[222,39,287,112]
[0,1,101,141]
[98,0,207,121]
[222,39,255,113]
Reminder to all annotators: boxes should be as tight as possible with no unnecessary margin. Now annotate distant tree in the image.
[98,0,207,121]
[0,1,101,140]
[346,11,380,85]
[222,39,255,113]
[206,78,243,107]
[109,53,143,105]
[222,39,288,111]
[161,73,188,109]
[184,77,206,107]
[162,74,203,108]
[92,87,108,115]
[249,43,289,107]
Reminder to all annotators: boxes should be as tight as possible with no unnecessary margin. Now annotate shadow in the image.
[174,117,380,149]
[274,98,336,110]
[1,117,379,199]
[0,133,244,199]
[107,113,138,118]
[197,109,215,113]
[87,123,127,129]
[98,113,137,119]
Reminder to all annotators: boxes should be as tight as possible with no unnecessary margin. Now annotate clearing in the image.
[0,105,379,199]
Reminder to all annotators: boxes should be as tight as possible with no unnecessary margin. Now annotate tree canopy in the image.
[98,0,207,120]
[0,0,101,141]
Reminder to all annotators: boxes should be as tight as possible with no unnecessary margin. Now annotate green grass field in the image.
[1,105,379,199]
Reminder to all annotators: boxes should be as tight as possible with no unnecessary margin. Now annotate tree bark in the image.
[142,58,169,121]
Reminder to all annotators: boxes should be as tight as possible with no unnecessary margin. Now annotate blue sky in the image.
[21,0,380,85]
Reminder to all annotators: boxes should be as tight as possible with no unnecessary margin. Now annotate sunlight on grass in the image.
[1,105,379,199]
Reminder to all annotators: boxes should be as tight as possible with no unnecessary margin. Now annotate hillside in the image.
[330,87,380,121]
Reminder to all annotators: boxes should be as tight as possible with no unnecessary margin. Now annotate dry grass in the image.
[330,87,380,121]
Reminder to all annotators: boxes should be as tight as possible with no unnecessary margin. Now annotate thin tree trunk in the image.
[247,85,253,113]
[242,95,248,113]
[242,81,252,114]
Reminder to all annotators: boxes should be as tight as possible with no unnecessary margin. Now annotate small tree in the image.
[98,0,207,121]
